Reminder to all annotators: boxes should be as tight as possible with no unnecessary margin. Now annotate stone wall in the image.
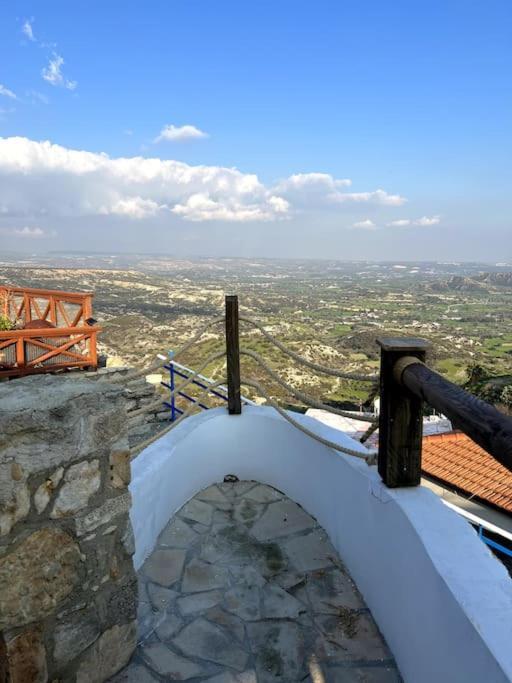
[0,375,137,683]
[80,367,168,448]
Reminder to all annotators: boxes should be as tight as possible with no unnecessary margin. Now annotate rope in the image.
[130,423,175,459]
[128,398,165,420]
[165,351,225,397]
[359,421,379,444]
[239,316,378,383]
[241,378,377,464]
[172,316,225,360]
[240,348,377,423]
[364,381,380,408]
[130,378,228,458]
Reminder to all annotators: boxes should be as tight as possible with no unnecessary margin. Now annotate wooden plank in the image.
[42,301,52,321]
[225,295,242,415]
[72,304,85,327]
[399,359,512,474]
[31,296,44,319]
[0,360,91,378]
[24,293,31,323]
[376,337,430,487]
[56,299,72,327]
[16,338,24,367]
[89,330,98,368]
[0,285,94,301]
[0,326,101,339]
[25,335,88,364]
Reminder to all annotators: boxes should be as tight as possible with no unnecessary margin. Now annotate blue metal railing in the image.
[478,526,512,559]
[161,353,255,422]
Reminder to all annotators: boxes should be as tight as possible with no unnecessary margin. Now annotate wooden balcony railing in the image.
[376,337,512,485]
[0,286,100,378]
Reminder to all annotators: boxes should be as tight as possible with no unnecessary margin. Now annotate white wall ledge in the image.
[130,406,512,683]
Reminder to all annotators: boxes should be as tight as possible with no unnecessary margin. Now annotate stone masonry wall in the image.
[0,375,137,683]
[79,367,168,448]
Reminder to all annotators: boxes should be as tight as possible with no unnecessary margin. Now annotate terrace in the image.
[1,295,512,683]
[0,285,99,378]
[119,296,512,682]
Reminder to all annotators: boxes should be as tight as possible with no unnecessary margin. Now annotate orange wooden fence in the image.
[0,286,100,378]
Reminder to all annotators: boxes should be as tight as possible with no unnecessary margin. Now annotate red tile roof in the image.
[422,431,512,514]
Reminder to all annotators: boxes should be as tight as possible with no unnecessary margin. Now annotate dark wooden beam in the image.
[376,337,431,487]
[225,295,242,415]
[397,357,512,473]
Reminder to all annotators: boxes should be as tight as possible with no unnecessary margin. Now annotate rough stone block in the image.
[110,449,131,489]
[51,459,101,518]
[3,626,47,683]
[75,492,131,536]
[0,527,82,629]
[76,620,137,683]
[0,464,30,537]
[34,466,64,514]
[53,607,101,665]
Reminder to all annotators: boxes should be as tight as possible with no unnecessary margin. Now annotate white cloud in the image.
[0,226,54,239]
[332,189,405,206]
[0,136,416,225]
[387,215,440,227]
[0,84,17,100]
[352,219,377,230]
[42,54,77,90]
[275,172,352,192]
[0,136,288,223]
[27,90,49,104]
[415,215,440,226]
[155,124,208,143]
[102,197,164,219]
[22,19,35,41]
[387,219,411,227]
[172,193,287,222]
[274,173,405,208]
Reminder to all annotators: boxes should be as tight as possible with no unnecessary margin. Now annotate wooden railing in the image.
[376,337,512,486]
[0,286,99,378]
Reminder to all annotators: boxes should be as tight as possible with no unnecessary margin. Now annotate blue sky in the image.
[0,1,511,260]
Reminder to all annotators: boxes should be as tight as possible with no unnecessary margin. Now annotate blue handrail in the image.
[162,355,228,422]
[478,526,512,559]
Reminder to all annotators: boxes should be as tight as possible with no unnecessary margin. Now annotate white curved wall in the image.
[130,406,512,683]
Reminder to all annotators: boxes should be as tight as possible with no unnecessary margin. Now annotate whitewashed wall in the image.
[130,406,512,683]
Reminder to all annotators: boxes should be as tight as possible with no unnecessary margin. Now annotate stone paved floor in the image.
[111,481,401,682]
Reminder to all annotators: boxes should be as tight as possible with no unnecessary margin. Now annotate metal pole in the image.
[169,353,176,422]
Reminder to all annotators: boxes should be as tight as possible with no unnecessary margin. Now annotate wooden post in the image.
[49,295,57,325]
[376,337,431,487]
[225,295,242,415]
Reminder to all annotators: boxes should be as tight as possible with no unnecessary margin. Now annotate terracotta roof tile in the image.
[422,431,512,514]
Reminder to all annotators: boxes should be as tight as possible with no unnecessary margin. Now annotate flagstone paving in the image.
[111,481,401,682]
